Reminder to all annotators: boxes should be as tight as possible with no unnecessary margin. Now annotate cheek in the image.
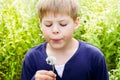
[41,27,50,34]
[42,30,49,37]
[41,28,52,40]
[61,27,74,36]
[42,32,50,41]
[63,26,74,33]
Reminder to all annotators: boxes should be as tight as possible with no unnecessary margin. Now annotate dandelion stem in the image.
[52,64,54,72]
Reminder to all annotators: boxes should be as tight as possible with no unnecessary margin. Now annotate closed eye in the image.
[45,24,52,27]
[60,24,67,27]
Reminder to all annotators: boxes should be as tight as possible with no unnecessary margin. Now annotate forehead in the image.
[42,12,73,21]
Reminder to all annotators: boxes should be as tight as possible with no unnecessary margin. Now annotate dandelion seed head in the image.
[46,56,56,65]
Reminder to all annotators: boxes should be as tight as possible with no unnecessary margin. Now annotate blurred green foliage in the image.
[0,0,120,79]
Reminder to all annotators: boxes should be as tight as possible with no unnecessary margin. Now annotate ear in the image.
[74,17,80,30]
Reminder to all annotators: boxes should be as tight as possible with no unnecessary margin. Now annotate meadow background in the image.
[0,0,120,79]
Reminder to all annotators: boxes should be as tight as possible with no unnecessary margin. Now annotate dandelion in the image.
[46,56,56,72]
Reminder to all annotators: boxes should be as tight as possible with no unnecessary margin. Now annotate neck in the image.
[46,38,79,65]
[47,38,79,55]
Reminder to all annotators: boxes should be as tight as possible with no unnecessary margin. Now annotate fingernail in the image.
[55,74,57,77]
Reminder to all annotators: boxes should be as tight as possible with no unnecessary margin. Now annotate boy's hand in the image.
[35,70,56,80]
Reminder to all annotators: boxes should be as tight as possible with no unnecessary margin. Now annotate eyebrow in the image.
[58,19,67,22]
[43,20,52,23]
[43,19,68,22]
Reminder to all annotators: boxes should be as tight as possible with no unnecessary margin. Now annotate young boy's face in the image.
[41,13,79,49]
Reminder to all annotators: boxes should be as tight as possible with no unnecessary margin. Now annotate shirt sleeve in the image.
[85,42,109,80]
[21,51,36,80]
[93,55,109,80]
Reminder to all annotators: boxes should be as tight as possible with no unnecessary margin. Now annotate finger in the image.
[39,75,55,80]
[35,73,55,80]
[35,70,56,80]
[54,78,56,80]
[48,71,56,78]
[37,70,56,78]
[35,70,48,80]
[36,70,49,75]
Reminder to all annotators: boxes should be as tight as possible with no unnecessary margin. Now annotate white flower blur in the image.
[46,56,56,72]
[46,56,56,65]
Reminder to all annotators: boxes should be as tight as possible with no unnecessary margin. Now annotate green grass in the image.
[0,0,120,79]
[75,0,120,69]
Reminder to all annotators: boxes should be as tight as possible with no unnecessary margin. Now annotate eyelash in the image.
[45,24,52,27]
[60,24,67,27]
[45,23,67,27]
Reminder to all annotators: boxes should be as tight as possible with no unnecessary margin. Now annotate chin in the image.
[50,44,65,49]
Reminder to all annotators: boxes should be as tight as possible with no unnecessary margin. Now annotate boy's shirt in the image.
[21,40,109,80]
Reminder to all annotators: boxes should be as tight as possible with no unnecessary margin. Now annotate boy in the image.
[21,0,109,80]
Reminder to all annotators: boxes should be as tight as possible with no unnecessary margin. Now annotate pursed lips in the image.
[52,38,62,42]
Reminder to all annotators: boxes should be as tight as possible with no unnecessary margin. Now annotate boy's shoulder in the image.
[79,40,104,57]
[25,42,47,57]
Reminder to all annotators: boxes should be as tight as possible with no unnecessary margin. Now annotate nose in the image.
[52,25,60,34]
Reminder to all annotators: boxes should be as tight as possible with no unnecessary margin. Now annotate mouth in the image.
[52,39,61,42]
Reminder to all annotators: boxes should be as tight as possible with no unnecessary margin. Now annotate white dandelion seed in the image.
[46,56,56,72]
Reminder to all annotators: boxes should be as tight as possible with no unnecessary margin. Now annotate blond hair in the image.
[37,0,79,21]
